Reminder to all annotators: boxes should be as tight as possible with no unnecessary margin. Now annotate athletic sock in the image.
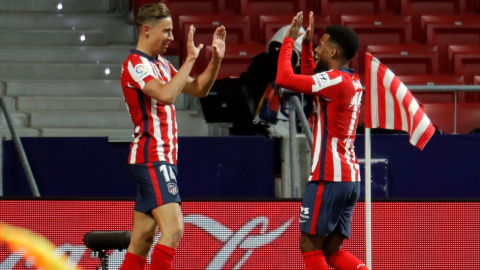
[120,251,146,270]
[327,249,369,270]
[302,250,329,270]
[150,244,176,270]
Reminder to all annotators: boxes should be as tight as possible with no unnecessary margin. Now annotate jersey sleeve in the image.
[125,56,156,89]
[276,37,343,100]
[301,42,316,76]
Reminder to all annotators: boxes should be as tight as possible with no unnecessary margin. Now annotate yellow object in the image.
[0,222,80,270]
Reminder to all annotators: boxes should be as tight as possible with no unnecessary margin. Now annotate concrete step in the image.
[17,97,127,111]
[0,127,40,138]
[0,29,106,46]
[0,13,134,44]
[0,63,121,80]
[0,111,28,127]
[6,80,123,97]
[0,0,110,13]
[30,111,132,129]
[29,110,200,129]
[40,128,133,137]
[5,81,189,110]
[0,46,131,63]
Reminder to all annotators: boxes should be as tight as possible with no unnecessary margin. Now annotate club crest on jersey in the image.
[167,183,178,195]
[135,64,145,74]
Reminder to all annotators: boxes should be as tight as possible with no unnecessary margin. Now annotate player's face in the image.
[149,17,174,55]
[313,34,331,73]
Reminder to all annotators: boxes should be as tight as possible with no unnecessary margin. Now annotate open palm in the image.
[211,26,226,60]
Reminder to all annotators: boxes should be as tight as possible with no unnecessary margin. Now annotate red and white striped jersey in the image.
[121,49,179,165]
[276,38,363,182]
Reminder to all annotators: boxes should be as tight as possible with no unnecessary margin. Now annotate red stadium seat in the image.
[157,0,233,55]
[203,44,266,79]
[341,15,412,74]
[421,15,480,74]
[321,0,393,25]
[423,103,480,134]
[366,45,439,75]
[474,75,480,85]
[177,15,250,63]
[448,45,480,101]
[239,0,305,43]
[259,15,330,45]
[400,0,474,42]
[396,75,464,104]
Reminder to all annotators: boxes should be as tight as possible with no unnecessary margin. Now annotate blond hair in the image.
[135,3,171,30]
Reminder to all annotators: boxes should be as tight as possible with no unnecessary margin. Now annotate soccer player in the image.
[276,12,369,270]
[119,3,226,270]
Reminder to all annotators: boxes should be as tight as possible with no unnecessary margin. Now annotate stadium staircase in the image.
[0,0,209,139]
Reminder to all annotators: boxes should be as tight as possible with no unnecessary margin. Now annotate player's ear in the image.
[329,47,338,59]
[143,24,151,38]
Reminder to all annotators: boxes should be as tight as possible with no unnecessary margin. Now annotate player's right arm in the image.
[276,12,343,100]
[142,25,203,105]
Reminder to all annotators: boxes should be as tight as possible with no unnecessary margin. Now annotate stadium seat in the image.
[367,45,439,75]
[320,0,394,25]
[423,102,480,134]
[203,44,266,79]
[397,75,464,103]
[341,15,412,74]
[448,45,480,83]
[448,45,480,102]
[400,0,474,42]
[238,0,305,43]
[259,15,330,45]
[421,15,480,74]
[177,15,250,63]
[474,75,480,85]
[154,0,233,55]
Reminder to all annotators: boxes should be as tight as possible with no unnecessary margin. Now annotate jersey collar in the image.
[339,68,355,75]
[131,49,157,63]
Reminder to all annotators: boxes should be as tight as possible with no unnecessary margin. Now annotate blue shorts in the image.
[299,180,360,238]
[129,161,181,214]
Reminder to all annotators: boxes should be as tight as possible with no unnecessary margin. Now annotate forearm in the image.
[276,37,316,94]
[187,57,222,97]
[144,57,195,104]
[301,43,316,75]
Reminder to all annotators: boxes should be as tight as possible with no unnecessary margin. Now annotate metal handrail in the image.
[0,83,40,197]
[288,95,312,198]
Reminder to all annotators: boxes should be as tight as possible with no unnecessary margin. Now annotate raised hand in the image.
[211,26,226,61]
[303,11,314,46]
[186,25,203,60]
[285,11,304,40]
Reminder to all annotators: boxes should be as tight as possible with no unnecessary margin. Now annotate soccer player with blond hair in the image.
[120,3,226,269]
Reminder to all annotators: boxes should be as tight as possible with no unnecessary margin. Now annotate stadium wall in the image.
[2,135,480,198]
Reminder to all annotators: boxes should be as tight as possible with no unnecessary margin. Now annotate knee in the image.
[162,223,184,243]
[299,232,323,253]
[323,244,341,260]
[299,233,309,252]
[130,229,157,255]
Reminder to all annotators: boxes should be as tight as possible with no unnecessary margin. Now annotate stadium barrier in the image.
[0,199,479,270]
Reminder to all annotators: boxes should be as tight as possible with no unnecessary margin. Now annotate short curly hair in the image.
[135,3,171,30]
[325,25,360,61]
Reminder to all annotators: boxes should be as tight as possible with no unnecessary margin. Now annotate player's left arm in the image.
[182,26,226,97]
